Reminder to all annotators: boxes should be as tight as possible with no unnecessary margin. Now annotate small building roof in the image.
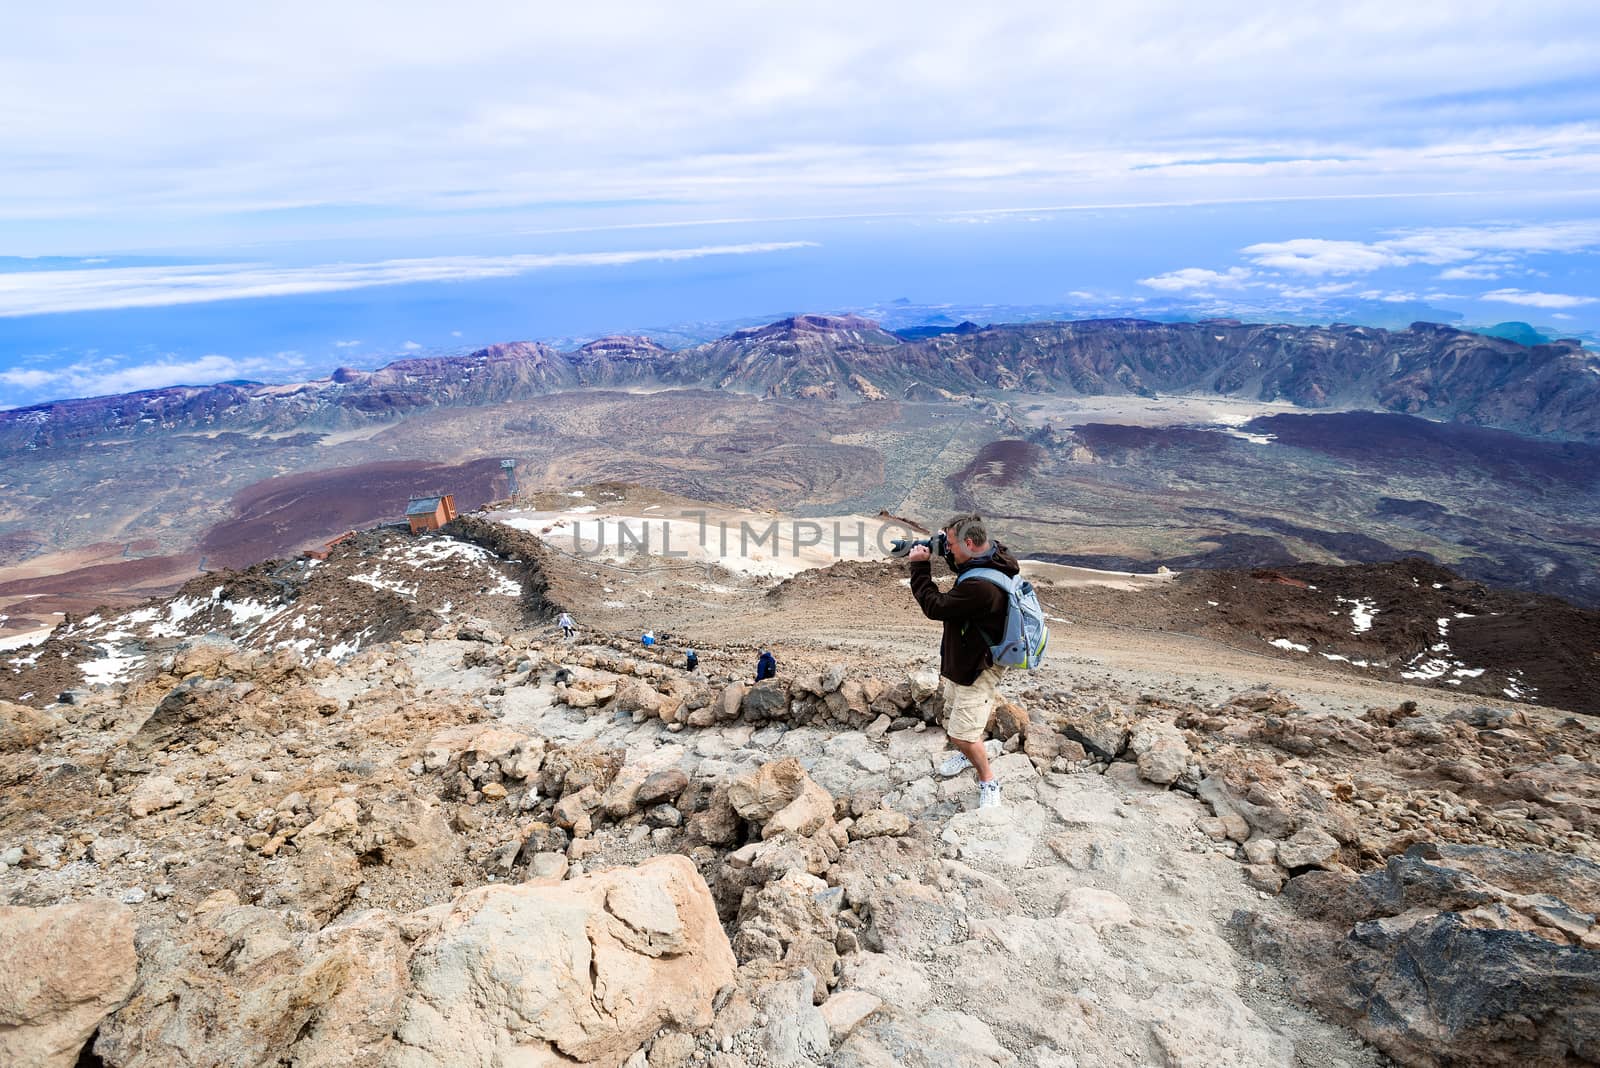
[405,496,445,516]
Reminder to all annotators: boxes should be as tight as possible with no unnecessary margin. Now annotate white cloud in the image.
[1437,265,1501,280]
[1480,288,1599,309]
[1138,267,1252,292]
[1268,281,1356,300]
[333,339,361,347]
[0,368,60,388]
[1242,221,1600,277]
[0,242,816,317]
[400,341,422,351]
[4,5,1600,250]
[1242,238,1410,275]
[3,353,306,403]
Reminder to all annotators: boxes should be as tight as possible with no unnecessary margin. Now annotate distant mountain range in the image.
[6,315,1599,449]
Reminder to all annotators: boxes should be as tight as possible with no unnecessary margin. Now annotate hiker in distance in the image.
[558,612,576,640]
[755,649,777,683]
[904,513,1021,810]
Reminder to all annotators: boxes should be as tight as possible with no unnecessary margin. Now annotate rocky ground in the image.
[1,511,1597,1067]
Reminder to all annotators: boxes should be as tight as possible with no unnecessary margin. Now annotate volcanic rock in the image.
[0,901,137,1068]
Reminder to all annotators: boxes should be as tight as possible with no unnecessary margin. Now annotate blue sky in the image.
[3,2,1600,406]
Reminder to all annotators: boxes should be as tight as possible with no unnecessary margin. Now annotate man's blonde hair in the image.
[942,513,989,547]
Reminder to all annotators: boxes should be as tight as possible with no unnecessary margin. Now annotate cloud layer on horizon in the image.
[0,242,815,316]
[1136,220,1600,315]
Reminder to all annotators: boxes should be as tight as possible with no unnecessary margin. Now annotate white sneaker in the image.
[938,739,1003,778]
[978,779,1004,809]
[938,751,973,777]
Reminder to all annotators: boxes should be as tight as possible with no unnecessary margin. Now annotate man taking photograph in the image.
[905,513,1019,810]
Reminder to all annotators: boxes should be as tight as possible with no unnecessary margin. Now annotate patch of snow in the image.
[1322,653,1376,667]
[223,599,279,628]
[1452,667,1485,678]
[81,643,143,686]
[1401,657,1452,681]
[405,540,496,567]
[0,630,50,651]
[1269,638,1309,653]
[1206,600,1219,606]
[1337,596,1376,633]
[567,490,586,497]
[348,573,418,597]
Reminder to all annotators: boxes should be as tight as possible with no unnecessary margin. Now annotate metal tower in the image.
[500,459,519,497]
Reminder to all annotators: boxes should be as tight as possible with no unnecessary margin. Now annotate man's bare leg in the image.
[952,736,993,781]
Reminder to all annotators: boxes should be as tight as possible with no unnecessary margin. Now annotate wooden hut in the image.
[405,494,457,533]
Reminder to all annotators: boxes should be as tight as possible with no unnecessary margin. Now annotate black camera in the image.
[888,530,947,558]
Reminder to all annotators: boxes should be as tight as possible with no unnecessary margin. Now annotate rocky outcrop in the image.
[1238,843,1600,1066]
[396,855,735,1067]
[96,856,733,1068]
[0,901,138,1068]
[0,701,62,753]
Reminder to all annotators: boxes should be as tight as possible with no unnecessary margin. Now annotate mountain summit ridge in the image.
[4,316,1597,450]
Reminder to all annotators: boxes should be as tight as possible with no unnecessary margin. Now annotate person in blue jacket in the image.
[685,649,699,672]
[754,649,776,682]
[641,630,656,647]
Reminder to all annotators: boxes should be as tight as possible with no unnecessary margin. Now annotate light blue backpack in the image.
[956,568,1050,669]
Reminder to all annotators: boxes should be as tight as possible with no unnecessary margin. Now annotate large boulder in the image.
[732,870,841,1002]
[763,780,834,839]
[97,857,733,1068]
[636,767,689,808]
[741,679,790,721]
[95,896,410,1068]
[610,677,666,719]
[127,774,186,819]
[727,758,811,823]
[1054,701,1131,761]
[395,854,734,1067]
[1239,844,1600,1067]
[833,1008,1017,1067]
[984,700,1029,741]
[1276,825,1341,870]
[1130,720,1190,785]
[0,901,138,1068]
[0,700,63,753]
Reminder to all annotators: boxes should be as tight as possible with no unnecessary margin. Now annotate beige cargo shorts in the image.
[942,665,1004,743]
